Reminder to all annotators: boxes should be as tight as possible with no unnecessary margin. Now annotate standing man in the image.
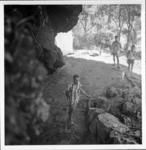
[111,36,122,69]
[65,74,90,129]
[127,45,136,72]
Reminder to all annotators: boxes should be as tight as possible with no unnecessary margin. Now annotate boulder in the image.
[98,113,129,133]
[110,130,138,144]
[88,112,129,144]
[132,97,141,105]
[122,101,135,115]
[105,87,118,98]
[121,101,141,116]
[128,86,141,98]
[88,108,105,125]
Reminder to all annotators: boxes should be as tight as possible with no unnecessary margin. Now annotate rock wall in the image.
[5,5,82,73]
[5,5,82,144]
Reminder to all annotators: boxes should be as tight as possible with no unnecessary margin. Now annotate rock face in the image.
[5,5,82,73]
[5,5,82,144]
[87,80,141,144]
[88,111,130,144]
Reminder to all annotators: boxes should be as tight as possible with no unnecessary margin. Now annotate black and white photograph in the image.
[1,0,146,149]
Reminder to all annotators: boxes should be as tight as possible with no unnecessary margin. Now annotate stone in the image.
[98,113,129,133]
[89,117,110,144]
[132,97,141,105]
[35,5,82,73]
[110,130,138,144]
[88,108,105,125]
[105,87,118,98]
[107,97,124,117]
[128,86,141,98]
[121,88,129,99]
[122,101,135,115]
[88,112,129,144]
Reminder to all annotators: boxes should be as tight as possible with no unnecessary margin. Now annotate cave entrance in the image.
[55,30,74,55]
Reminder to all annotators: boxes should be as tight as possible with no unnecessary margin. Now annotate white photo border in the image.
[0,0,145,149]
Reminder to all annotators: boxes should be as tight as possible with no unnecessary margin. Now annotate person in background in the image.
[127,45,136,72]
[111,36,122,69]
[65,74,91,129]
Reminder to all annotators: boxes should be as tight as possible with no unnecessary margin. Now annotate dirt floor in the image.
[45,50,141,99]
[37,50,142,144]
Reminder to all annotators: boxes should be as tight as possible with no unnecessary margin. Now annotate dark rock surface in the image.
[5,5,82,145]
[5,5,82,73]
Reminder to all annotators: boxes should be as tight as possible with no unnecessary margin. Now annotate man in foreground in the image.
[65,74,91,129]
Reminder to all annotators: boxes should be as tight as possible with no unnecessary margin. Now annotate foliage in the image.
[73,5,141,53]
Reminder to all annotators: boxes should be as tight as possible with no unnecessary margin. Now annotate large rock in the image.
[5,5,82,144]
[36,5,82,73]
[110,130,138,144]
[98,113,129,133]
[121,101,141,116]
[105,87,118,98]
[88,112,129,144]
[5,5,82,73]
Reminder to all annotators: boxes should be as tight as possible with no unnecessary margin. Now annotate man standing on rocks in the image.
[111,36,122,69]
[65,74,91,129]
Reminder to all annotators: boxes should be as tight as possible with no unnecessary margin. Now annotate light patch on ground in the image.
[66,50,141,75]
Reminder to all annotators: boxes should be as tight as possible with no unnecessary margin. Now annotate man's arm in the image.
[80,87,91,98]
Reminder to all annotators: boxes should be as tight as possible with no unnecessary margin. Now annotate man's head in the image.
[115,36,118,41]
[73,74,80,84]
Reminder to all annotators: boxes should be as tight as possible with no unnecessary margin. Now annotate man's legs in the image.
[113,54,116,66]
[127,59,131,71]
[116,55,120,68]
[128,63,130,71]
[66,104,73,129]
[131,61,134,72]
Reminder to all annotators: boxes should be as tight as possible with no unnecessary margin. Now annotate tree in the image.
[124,5,141,50]
[73,4,141,52]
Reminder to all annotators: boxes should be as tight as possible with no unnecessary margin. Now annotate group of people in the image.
[111,35,136,72]
[65,35,137,130]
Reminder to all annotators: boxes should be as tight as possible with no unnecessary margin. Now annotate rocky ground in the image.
[5,46,142,144]
[32,51,141,144]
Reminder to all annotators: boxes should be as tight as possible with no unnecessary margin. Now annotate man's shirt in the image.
[111,41,121,54]
[67,82,82,105]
